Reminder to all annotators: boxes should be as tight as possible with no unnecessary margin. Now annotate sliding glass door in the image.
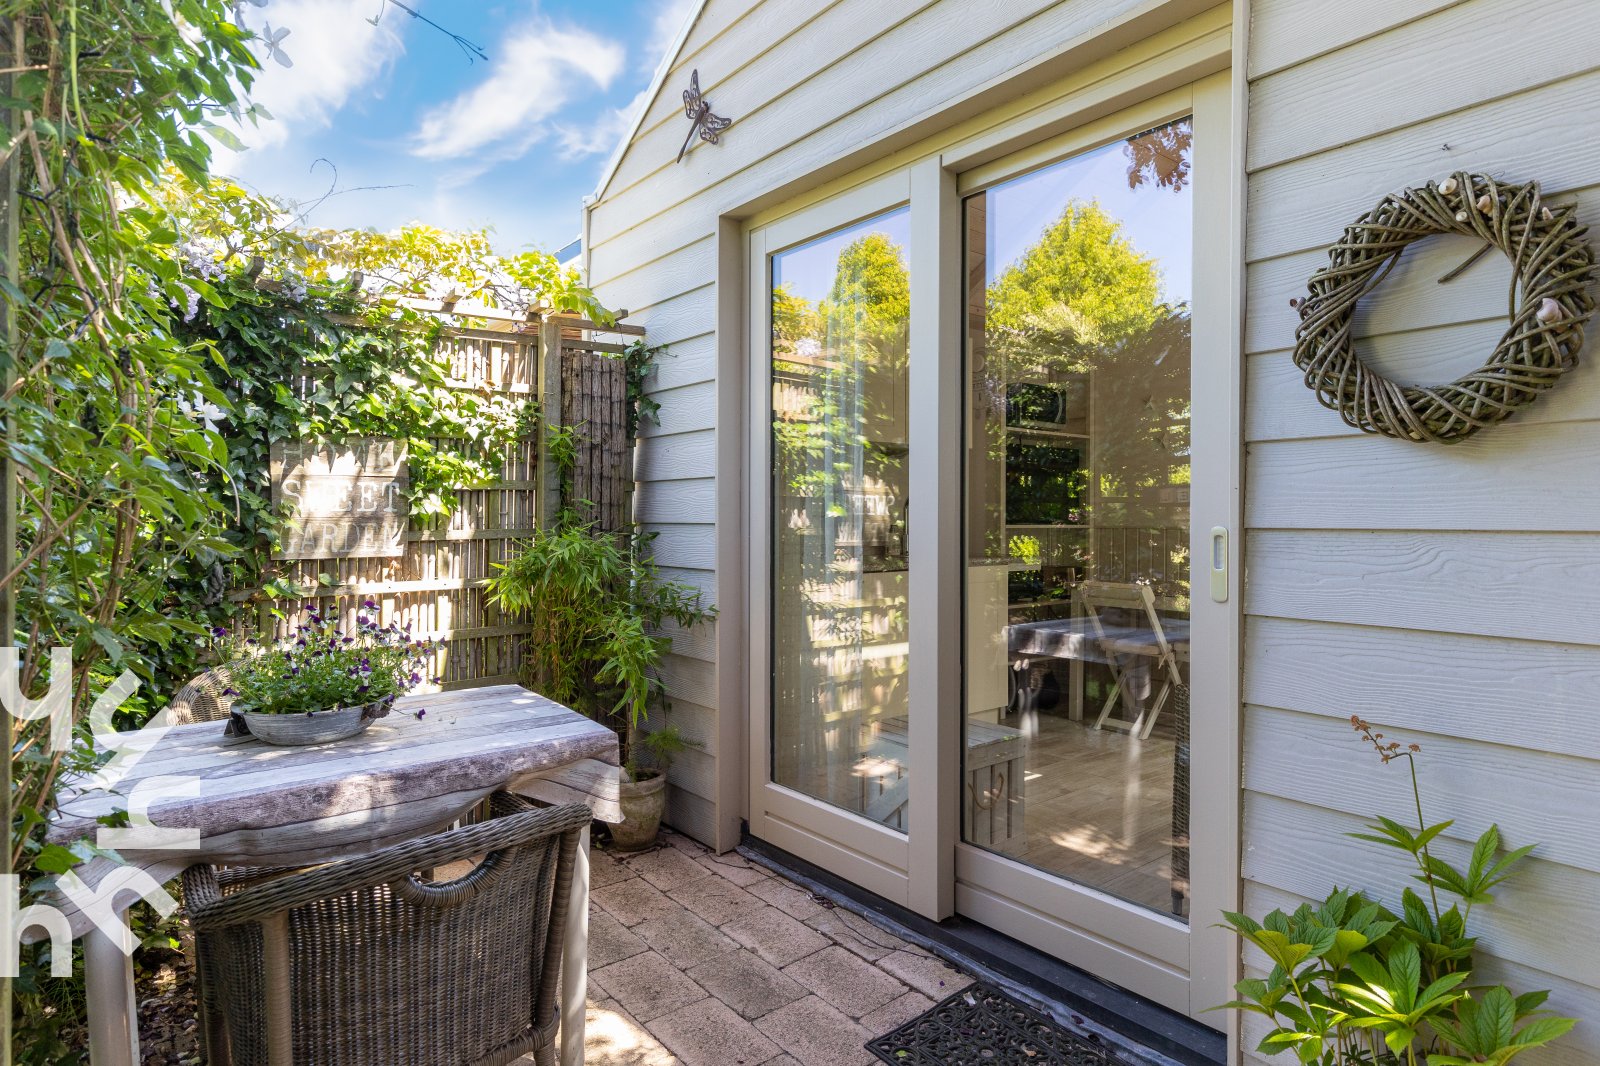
[771,208,913,825]
[962,119,1195,918]
[747,65,1239,1018]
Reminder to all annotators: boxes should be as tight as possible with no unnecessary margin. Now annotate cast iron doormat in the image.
[866,982,1123,1064]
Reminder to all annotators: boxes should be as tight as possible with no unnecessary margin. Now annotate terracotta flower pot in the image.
[611,771,668,851]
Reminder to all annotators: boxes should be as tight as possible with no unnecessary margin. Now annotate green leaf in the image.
[33,844,81,875]
[1512,1015,1577,1048]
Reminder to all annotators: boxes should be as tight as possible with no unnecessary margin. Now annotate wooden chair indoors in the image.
[1077,580,1188,741]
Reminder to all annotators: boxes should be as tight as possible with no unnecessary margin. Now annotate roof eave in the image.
[588,0,709,206]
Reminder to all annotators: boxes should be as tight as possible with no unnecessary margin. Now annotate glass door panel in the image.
[963,120,1194,918]
[771,207,913,829]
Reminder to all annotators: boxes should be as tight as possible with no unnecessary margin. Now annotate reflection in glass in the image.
[771,208,912,829]
[963,120,1194,918]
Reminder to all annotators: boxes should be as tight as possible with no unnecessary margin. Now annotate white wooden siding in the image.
[1243,0,1600,1057]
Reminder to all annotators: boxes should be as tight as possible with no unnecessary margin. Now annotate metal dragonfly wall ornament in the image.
[677,69,732,163]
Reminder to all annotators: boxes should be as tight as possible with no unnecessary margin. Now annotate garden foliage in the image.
[1217,720,1575,1066]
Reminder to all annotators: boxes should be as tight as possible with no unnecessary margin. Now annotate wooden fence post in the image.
[536,317,563,530]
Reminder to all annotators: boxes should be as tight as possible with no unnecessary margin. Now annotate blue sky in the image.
[219,0,697,255]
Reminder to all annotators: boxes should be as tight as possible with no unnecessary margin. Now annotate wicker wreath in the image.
[1293,172,1595,443]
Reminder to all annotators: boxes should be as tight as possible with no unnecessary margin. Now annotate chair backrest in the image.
[166,665,235,725]
[185,794,592,1066]
[1076,579,1174,659]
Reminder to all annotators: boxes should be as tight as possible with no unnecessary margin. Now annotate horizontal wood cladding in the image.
[1245,0,1459,80]
[1245,705,1600,876]
[1246,322,1600,443]
[1244,530,1600,645]
[1243,0,1600,1051]
[643,333,718,393]
[1243,793,1600,988]
[638,381,719,438]
[633,477,716,524]
[652,655,719,715]
[1245,422,1600,531]
[1243,617,1600,761]
[1247,71,1600,263]
[633,430,717,483]
[1245,191,1600,353]
[656,565,716,603]
[641,523,720,571]
[1246,0,1600,171]
[591,236,716,314]
[664,781,718,843]
[654,616,718,664]
[623,285,717,349]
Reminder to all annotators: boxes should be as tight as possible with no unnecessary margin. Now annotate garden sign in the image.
[270,438,409,560]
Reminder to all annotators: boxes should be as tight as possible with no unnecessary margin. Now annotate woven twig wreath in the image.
[1293,172,1595,443]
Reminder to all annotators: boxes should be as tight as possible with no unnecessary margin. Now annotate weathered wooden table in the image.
[44,684,621,1066]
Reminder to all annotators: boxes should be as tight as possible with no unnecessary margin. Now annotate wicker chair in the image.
[166,665,235,725]
[183,794,592,1066]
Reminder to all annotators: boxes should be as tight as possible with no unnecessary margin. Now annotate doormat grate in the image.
[866,982,1123,1065]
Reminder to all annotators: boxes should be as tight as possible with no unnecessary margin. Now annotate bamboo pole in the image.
[1,16,19,1062]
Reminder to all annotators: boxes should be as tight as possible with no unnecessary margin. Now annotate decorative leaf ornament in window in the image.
[1291,173,1595,443]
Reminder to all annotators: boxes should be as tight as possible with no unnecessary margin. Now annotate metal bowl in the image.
[238,704,379,746]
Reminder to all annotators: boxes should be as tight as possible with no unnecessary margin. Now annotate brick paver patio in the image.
[574,828,973,1066]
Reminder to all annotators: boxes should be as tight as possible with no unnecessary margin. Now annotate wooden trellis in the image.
[559,336,634,532]
[262,310,643,691]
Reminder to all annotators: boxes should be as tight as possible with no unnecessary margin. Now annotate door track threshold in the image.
[739,833,1226,1066]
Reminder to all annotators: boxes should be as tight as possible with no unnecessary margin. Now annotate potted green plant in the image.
[487,523,713,848]
[610,725,700,850]
[1214,718,1576,1066]
[222,604,435,746]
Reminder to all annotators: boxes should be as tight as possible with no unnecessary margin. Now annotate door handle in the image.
[1209,526,1229,603]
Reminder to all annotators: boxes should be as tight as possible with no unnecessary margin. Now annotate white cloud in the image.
[553,86,649,160]
[230,0,406,150]
[648,0,697,66]
[409,20,624,161]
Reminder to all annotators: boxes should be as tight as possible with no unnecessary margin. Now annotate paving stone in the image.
[803,907,902,961]
[589,909,649,969]
[582,998,682,1066]
[692,848,771,887]
[723,905,831,968]
[589,847,633,890]
[621,846,715,892]
[858,990,935,1036]
[746,878,828,923]
[634,909,740,970]
[593,876,683,927]
[649,996,782,1066]
[591,950,709,1024]
[782,945,907,1019]
[875,949,971,998]
[753,995,875,1066]
[684,948,808,1020]
[675,876,766,927]
[759,1058,802,1066]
